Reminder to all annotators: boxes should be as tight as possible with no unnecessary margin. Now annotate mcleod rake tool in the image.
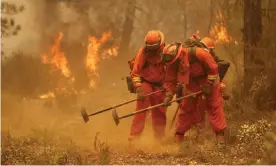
[81,89,164,123]
[112,91,202,125]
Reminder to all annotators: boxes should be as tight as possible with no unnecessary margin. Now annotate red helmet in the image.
[144,30,164,51]
[200,37,215,49]
[161,43,182,64]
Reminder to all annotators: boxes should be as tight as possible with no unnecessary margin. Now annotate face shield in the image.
[145,42,161,52]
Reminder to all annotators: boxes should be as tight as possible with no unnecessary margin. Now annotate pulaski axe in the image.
[81,89,164,123]
[112,91,202,126]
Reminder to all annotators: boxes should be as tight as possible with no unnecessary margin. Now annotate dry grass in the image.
[1,130,98,165]
[93,132,110,164]
[1,115,276,165]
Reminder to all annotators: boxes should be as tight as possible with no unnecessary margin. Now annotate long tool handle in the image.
[88,89,164,116]
[119,91,202,120]
[170,104,180,130]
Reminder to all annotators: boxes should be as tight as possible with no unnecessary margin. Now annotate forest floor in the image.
[2,88,276,165]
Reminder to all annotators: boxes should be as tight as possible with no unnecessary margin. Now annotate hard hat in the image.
[161,43,181,64]
[144,30,164,51]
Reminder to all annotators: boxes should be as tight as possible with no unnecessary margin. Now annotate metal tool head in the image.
[112,109,120,126]
[81,108,89,123]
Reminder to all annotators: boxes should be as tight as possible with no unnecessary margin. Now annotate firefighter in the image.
[129,30,166,145]
[196,37,230,144]
[162,42,227,146]
[200,37,230,100]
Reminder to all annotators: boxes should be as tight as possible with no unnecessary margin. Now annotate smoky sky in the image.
[2,0,212,57]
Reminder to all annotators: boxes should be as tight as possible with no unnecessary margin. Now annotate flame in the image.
[39,92,55,99]
[39,32,75,99]
[41,32,72,77]
[86,31,118,88]
[210,10,232,44]
[38,31,118,98]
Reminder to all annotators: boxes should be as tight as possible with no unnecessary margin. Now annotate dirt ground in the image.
[2,77,276,164]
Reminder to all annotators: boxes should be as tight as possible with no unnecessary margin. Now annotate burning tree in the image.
[39,31,119,99]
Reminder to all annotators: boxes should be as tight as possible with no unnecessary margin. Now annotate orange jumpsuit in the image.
[197,81,228,130]
[130,46,166,139]
[164,47,227,141]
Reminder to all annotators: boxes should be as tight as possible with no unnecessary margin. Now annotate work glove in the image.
[136,86,145,101]
[164,92,174,107]
[200,83,213,95]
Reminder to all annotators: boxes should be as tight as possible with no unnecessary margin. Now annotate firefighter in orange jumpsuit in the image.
[129,30,166,143]
[162,42,227,145]
[197,37,230,131]
[201,37,229,100]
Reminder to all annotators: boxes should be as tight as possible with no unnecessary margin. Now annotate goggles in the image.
[145,42,160,51]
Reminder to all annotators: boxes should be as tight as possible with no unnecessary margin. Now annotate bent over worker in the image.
[161,42,227,146]
[129,30,166,144]
[193,37,230,134]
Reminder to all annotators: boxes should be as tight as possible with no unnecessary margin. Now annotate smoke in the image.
[2,0,43,56]
[129,0,212,53]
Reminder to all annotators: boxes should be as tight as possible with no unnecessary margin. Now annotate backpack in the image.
[126,48,149,93]
[183,38,230,81]
[126,58,136,94]
[175,39,231,100]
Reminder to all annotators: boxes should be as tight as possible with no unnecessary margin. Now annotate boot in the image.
[215,130,226,150]
[175,133,188,152]
[175,133,184,144]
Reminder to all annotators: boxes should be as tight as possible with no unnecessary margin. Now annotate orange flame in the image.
[210,10,232,44]
[39,92,55,99]
[41,32,72,77]
[39,32,75,99]
[39,31,118,98]
[86,31,118,88]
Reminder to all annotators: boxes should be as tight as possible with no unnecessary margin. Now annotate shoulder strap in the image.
[129,47,148,71]
[140,47,149,70]
[188,47,198,64]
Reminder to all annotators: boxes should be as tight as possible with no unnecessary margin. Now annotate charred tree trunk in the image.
[117,0,136,59]
[183,0,187,39]
[208,0,215,35]
[61,2,91,91]
[243,0,262,95]
[41,0,60,47]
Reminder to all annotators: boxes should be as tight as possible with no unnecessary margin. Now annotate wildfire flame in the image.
[39,92,55,99]
[210,10,232,44]
[86,31,118,88]
[39,31,118,98]
[41,32,72,77]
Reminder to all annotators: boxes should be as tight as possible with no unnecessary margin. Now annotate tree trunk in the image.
[243,0,262,95]
[117,0,136,59]
[183,0,187,39]
[61,2,91,91]
[208,0,215,35]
